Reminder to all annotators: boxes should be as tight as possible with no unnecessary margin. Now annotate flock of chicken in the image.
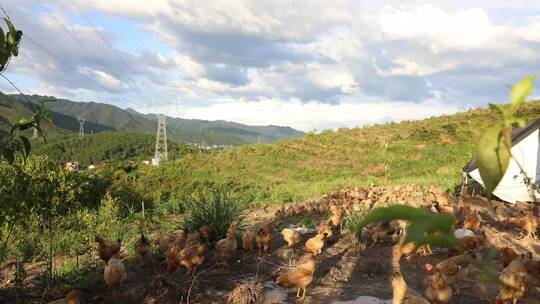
[63,185,539,304]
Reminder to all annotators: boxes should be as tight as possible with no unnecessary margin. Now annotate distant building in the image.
[151,157,161,166]
[88,163,102,170]
[65,161,79,171]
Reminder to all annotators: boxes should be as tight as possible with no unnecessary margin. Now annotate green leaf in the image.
[510,76,535,105]
[1,147,14,164]
[19,136,31,160]
[477,125,511,196]
[349,205,456,248]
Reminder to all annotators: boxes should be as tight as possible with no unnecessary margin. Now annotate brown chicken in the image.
[186,231,201,246]
[462,210,481,232]
[424,255,469,294]
[104,258,127,301]
[318,204,328,215]
[256,224,274,254]
[242,230,256,253]
[424,271,452,304]
[135,234,150,265]
[276,255,317,299]
[215,226,238,264]
[500,247,519,268]
[450,231,486,257]
[281,228,302,247]
[178,243,208,275]
[496,254,529,304]
[165,235,187,274]
[155,233,185,252]
[363,222,393,246]
[305,233,326,256]
[66,289,85,304]
[390,245,430,304]
[95,236,121,263]
[507,214,538,239]
[199,225,214,243]
[317,222,334,242]
[293,204,304,216]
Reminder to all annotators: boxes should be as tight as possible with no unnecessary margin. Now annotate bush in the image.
[182,185,249,240]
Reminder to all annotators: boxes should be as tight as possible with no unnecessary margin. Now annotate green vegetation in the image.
[181,185,249,240]
[127,101,540,204]
[31,131,197,167]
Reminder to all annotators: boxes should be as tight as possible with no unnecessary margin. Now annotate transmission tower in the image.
[154,114,168,162]
[78,118,86,139]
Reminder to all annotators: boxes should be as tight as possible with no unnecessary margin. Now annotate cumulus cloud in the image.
[2,0,540,130]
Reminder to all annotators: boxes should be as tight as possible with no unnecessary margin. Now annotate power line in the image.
[34,0,128,86]
[23,34,116,93]
[71,2,170,107]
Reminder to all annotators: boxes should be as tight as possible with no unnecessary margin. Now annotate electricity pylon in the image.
[78,118,86,139]
[154,114,168,161]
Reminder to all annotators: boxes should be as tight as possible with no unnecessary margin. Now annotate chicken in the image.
[276,255,316,299]
[500,247,519,268]
[186,231,201,246]
[507,214,538,239]
[329,212,344,232]
[496,254,529,304]
[293,204,304,216]
[424,271,452,304]
[155,233,184,252]
[462,210,481,232]
[165,236,186,274]
[275,247,295,266]
[363,222,393,247]
[256,225,274,254]
[424,255,469,294]
[199,225,214,243]
[242,230,256,253]
[135,234,150,265]
[104,258,127,301]
[390,245,430,304]
[95,236,121,264]
[215,226,238,264]
[317,222,334,242]
[281,228,302,247]
[178,243,208,275]
[305,233,326,256]
[450,231,486,257]
[66,289,84,304]
[318,204,328,215]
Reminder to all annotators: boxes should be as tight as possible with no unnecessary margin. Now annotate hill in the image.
[31,131,196,167]
[0,93,305,145]
[128,101,540,204]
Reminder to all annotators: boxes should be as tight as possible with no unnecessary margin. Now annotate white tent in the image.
[463,118,540,204]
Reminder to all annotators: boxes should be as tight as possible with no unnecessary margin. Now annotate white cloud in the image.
[4,0,540,130]
[145,98,463,132]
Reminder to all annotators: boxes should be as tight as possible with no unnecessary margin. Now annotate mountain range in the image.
[0,93,305,145]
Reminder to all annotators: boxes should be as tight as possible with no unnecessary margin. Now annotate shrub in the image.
[182,185,249,240]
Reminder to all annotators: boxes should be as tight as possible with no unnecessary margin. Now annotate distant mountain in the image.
[0,93,305,145]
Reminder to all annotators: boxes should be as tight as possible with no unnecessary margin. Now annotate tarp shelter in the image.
[463,118,540,204]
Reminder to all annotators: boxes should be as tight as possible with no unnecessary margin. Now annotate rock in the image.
[263,287,288,304]
[454,228,475,239]
[332,296,392,304]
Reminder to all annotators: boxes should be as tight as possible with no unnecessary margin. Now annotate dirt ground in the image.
[2,187,540,304]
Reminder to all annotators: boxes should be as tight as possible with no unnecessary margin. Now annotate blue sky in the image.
[3,1,540,131]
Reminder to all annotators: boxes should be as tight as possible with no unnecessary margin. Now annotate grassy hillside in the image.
[32,131,196,167]
[2,93,304,145]
[128,101,540,204]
